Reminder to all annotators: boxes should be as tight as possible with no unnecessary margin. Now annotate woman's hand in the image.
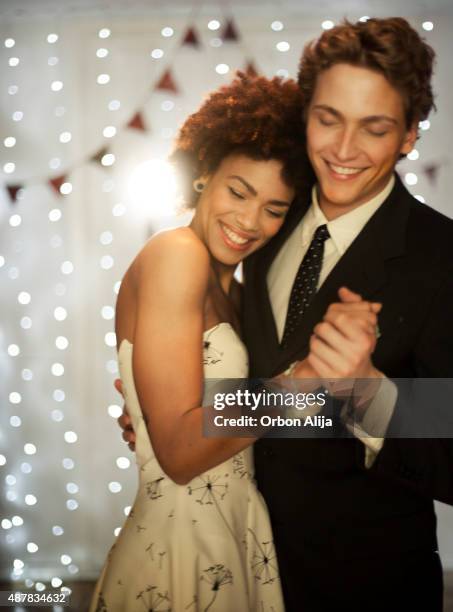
[114,378,136,452]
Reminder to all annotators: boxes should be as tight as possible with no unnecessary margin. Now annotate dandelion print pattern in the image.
[201,565,233,611]
[203,326,225,366]
[89,325,284,611]
[136,585,171,611]
[248,529,279,585]
[145,477,165,500]
[187,474,229,505]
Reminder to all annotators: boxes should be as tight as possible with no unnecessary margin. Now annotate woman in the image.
[90,74,378,612]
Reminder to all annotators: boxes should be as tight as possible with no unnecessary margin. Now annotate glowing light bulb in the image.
[18,291,31,304]
[405,172,418,186]
[8,344,20,356]
[25,494,37,505]
[101,306,115,319]
[51,409,64,422]
[59,131,71,143]
[108,404,122,418]
[109,481,122,493]
[116,457,131,469]
[64,431,78,443]
[215,63,229,74]
[407,149,419,161]
[97,74,110,85]
[60,182,72,195]
[276,41,290,52]
[103,126,116,138]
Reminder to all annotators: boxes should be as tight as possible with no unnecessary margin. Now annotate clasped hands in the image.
[292,286,382,382]
[116,286,383,450]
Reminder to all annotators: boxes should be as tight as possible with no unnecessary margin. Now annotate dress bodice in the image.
[117,323,249,468]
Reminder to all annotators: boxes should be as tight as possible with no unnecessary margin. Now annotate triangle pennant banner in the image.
[155,69,179,94]
[91,146,109,165]
[49,175,67,195]
[423,162,440,186]
[245,61,259,77]
[127,112,148,132]
[6,184,22,203]
[182,27,201,48]
[222,19,240,42]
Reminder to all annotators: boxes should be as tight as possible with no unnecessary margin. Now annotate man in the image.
[120,17,453,611]
[242,17,453,612]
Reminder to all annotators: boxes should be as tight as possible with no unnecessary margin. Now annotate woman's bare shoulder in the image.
[138,227,208,265]
[133,227,210,295]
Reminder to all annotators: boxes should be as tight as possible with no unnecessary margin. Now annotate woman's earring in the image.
[193,179,205,193]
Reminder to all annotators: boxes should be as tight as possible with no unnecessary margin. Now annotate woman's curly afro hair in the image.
[169,72,314,207]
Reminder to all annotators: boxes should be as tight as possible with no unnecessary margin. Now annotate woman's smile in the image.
[218,220,258,251]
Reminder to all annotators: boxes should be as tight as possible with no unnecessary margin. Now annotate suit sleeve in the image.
[369,269,453,505]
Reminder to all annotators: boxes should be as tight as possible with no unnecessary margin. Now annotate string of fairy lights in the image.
[0,6,439,596]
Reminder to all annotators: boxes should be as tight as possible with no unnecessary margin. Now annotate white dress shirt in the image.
[267,176,397,466]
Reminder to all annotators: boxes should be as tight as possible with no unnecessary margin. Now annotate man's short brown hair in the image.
[298,17,436,128]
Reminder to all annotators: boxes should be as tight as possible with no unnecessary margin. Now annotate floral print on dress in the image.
[200,564,233,611]
[187,474,229,505]
[89,325,284,611]
[136,585,171,611]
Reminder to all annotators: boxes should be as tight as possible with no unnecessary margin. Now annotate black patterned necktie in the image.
[281,224,330,347]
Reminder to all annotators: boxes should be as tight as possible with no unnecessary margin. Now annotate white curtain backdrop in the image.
[0,2,452,587]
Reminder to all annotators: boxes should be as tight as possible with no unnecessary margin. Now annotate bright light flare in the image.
[128,159,179,217]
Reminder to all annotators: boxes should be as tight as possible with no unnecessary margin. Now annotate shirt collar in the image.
[302,175,395,255]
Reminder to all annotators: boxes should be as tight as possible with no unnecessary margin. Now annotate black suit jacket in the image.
[242,175,453,571]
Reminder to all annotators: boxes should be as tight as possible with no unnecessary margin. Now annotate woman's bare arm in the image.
[131,230,256,485]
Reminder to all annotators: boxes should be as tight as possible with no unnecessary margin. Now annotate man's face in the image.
[306,63,418,219]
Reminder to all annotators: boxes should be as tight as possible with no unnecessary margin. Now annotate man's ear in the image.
[400,121,419,155]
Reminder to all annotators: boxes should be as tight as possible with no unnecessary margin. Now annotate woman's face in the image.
[191,153,295,267]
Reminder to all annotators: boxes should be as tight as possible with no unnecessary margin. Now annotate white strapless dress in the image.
[89,323,284,612]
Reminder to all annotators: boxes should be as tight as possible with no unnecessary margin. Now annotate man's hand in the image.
[308,287,383,380]
[114,378,137,452]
